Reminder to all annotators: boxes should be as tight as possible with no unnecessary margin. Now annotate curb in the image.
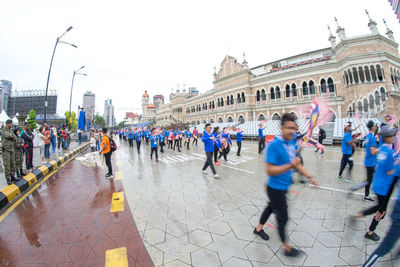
[0,143,90,210]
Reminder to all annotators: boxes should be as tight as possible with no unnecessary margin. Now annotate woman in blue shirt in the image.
[363,121,379,201]
[236,129,243,156]
[134,130,141,154]
[218,128,232,161]
[338,123,356,181]
[351,125,398,242]
[149,129,159,162]
[212,127,222,166]
[253,113,318,257]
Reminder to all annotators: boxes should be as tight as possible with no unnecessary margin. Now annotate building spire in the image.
[383,19,395,41]
[327,25,337,46]
[365,9,378,34]
[242,52,248,69]
[334,17,346,41]
[213,66,217,81]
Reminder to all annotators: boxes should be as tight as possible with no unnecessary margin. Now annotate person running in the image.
[338,123,356,182]
[149,129,159,162]
[363,120,379,202]
[201,123,220,178]
[236,128,243,156]
[192,127,199,146]
[159,130,165,153]
[184,128,191,150]
[173,128,181,152]
[135,130,141,154]
[350,125,398,242]
[128,129,134,147]
[168,129,174,149]
[314,126,326,154]
[99,128,114,178]
[258,123,265,154]
[212,127,222,166]
[253,113,318,257]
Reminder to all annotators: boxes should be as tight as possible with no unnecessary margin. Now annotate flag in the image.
[308,99,319,133]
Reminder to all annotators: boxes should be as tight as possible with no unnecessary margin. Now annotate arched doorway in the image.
[272,113,281,120]
[238,115,245,124]
[258,114,266,121]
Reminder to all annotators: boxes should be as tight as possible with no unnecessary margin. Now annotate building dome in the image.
[147,104,155,109]
[143,90,149,98]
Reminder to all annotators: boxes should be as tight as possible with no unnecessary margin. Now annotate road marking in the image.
[220,165,255,174]
[110,192,124,212]
[115,171,123,180]
[323,159,363,165]
[307,184,397,200]
[105,247,128,267]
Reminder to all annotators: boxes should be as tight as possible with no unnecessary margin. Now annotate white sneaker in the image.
[214,174,219,178]
[202,170,208,174]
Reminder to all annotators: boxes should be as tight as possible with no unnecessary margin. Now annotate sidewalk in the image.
[0,156,153,266]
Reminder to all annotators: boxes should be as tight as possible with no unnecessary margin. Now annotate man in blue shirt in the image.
[149,129,159,162]
[158,131,165,153]
[236,128,243,156]
[258,124,265,154]
[173,128,181,152]
[128,129,134,147]
[134,130,141,154]
[202,124,220,178]
[253,113,318,257]
[338,123,356,181]
[350,125,398,242]
[184,128,191,150]
[363,120,379,201]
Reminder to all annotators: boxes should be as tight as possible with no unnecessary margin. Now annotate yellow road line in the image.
[115,171,123,180]
[110,192,124,212]
[0,155,77,222]
[105,247,128,267]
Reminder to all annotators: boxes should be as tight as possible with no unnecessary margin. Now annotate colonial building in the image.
[158,16,400,126]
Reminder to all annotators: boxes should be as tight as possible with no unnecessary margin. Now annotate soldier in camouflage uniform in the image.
[1,119,18,185]
[14,128,26,178]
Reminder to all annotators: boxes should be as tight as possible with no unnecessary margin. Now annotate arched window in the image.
[217,98,220,107]
[358,101,362,111]
[210,119,214,123]
[218,118,223,123]
[272,113,281,120]
[221,98,224,106]
[376,65,383,81]
[285,84,290,98]
[365,66,371,82]
[270,87,275,100]
[380,87,386,101]
[203,120,206,123]
[261,89,266,101]
[348,106,353,117]
[238,115,245,124]
[197,120,200,125]
[230,95,234,105]
[227,117,233,122]
[309,81,315,95]
[375,91,380,105]
[302,81,308,96]
[369,95,374,110]
[241,92,246,103]
[344,71,349,86]
[256,90,260,102]
[226,96,229,105]
[276,86,281,99]
[358,67,365,83]
[212,101,215,109]
[327,78,335,94]
[291,83,297,97]
[363,99,368,112]
[321,78,327,93]
[352,67,359,83]
[258,114,265,121]
[370,65,377,82]
[348,69,354,84]
[237,93,241,103]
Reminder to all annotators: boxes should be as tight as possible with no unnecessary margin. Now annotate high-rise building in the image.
[153,94,164,109]
[0,80,12,112]
[103,98,115,127]
[82,91,95,123]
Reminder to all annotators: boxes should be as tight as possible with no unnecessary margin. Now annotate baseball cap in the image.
[379,125,398,137]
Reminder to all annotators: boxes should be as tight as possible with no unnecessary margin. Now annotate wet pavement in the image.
[0,137,399,266]
[0,150,153,266]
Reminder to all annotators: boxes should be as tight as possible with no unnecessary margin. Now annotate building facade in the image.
[0,80,12,112]
[153,94,164,109]
[82,91,95,123]
[157,19,400,125]
[103,98,115,127]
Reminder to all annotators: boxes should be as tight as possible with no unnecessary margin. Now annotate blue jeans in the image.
[96,140,100,151]
[51,139,56,154]
[363,199,400,266]
[44,143,50,159]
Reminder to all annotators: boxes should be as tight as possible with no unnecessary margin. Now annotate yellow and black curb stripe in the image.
[0,143,90,210]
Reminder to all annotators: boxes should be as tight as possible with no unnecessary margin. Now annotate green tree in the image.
[117,121,125,128]
[27,109,37,131]
[64,111,78,130]
[92,113,105,128]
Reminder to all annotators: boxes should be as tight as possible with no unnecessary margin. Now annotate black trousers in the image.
[219,145,230,161]
[192,138,198,146]
[338,154,353,176]
[186,138,190,149]
[365,166,375,197]
[160,141,165,153]
[214,146,219,163]
[150,147,158,159]
[104,151,113,175]
[174,140,181,151]
[237,142,242,155]
[259,186,288,243]
[24,146,33,169]
[179,138,182,148]
[202,152,216,175]
[168,139,173,149]
[362,177,398,232]
[128,139,133,147]
[258,137,265,154]
[136,140,141,153]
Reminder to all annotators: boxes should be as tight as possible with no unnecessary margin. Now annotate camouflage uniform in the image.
[1,126,16,179]
[14,133,24,174]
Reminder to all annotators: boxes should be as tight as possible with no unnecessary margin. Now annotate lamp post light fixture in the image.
[69,66,87,123]
[43,26,77,123]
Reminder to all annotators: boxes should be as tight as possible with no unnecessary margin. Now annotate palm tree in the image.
[92,113,105,128]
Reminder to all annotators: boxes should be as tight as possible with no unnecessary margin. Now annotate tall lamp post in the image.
[44,26,77,123]
[69,66,87,121]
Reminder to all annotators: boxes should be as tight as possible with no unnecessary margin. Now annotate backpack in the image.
[109,136,117,152]
[321,129,326,139]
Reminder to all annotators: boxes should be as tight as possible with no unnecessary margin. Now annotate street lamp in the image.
[69,66,87,123]
[43,26,77,123]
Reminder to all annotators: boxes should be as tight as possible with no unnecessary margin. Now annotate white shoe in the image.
[202,170,208,174]
[214,174,219,178]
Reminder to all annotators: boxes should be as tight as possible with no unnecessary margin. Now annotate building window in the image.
[370,65,377,82]
[285,84,290,98]
[352,67,359,83]
[237,93,241,103]
[272,113,281,120]
[261,89,266,101]
[376,65,383,81]
[238,115,245,123]
[291,83,297,97]
[363,98,368,112]
[327,77,335,94]
[348,69,354,84]
[218,118,223,123]
[258,114,265,121]
[270,87,275,100]
[369,95,374,109]
[375,91,380,105]
[358,101,362,111]
[365,66,371,82]
[309,81,315,95]
[241,92,246,103]
[380,87,386,101]
[210,119,214,123]
[227,116,233,122]
[256,90,260,102]
[358,67,365,83]
[230,95,234,105]
[276,86,281,99]
[302,81,308,96]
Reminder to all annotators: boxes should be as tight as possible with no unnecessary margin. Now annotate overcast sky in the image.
[1,0,400,121]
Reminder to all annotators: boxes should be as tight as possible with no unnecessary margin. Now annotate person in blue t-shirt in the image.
[258,124,265,154]
[212,127,222,165]
[253,113,318,258]
[351,125,398,242]
[128,130,134,147]
[134,130,141,154]
[173,128,181,152]
[149,129,159,162]
[184,128,192,150]
[338,123,356,181]
[218,128,232,161]
[363,121,380,201]
[158,131,165,153]
[236,129,243,156]
[201,124,221,178]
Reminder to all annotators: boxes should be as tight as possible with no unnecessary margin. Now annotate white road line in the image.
[307,184,397,200]
[220,165,255,174]
[323,159,363,165]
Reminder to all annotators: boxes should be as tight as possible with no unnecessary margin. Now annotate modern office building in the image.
[0,80,12,112]
[82,91,95,123]
[103,98,115,127]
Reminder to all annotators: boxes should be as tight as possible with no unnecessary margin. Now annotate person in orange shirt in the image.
[99,128,113,178]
